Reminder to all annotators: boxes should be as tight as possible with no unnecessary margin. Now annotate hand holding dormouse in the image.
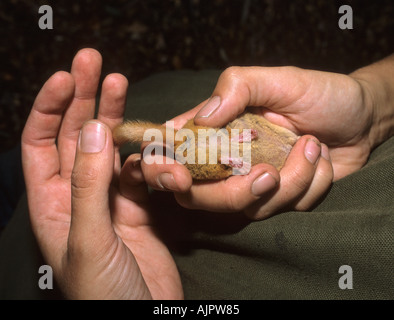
[135,61,394,219]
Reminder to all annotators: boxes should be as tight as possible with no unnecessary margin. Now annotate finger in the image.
[119,154,149,203]
[97,73,129,174]
[293,144,333,211]
[174,163,280,212]
[170,99,209,129]
[69,120,116,254]
[97,73,128,129]
[58,48,103,179]
[193,66,310,128]
[244,135,322,220]
[22,71,75,184]
[140,153,193,193]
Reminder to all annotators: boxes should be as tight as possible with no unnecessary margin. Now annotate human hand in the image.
[139,65,377,219]
[192,66,374,180]
[21,49,182,299]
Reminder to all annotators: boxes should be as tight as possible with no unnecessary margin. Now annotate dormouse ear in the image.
[230,129,258,142]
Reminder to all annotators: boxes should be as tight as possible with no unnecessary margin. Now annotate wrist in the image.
[350,56,394,150]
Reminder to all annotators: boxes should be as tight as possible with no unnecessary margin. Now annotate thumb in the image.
[193,66,309,128]
[69,120,115,250]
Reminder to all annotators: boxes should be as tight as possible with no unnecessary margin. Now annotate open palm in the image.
[21,49,182,299]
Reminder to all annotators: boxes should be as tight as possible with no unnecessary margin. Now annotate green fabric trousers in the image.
[0,70,393,299]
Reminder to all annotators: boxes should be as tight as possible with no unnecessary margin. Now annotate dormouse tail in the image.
[113,120,169,146]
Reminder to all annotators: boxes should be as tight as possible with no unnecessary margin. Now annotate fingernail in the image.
[251,172,278,196]
[304,139,321,164]
[129,158,143,181]
[156,173,178,191]
[195,96,221,119]
[79,121,106,153]
[131,157,142,167]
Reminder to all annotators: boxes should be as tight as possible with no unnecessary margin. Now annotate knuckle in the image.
[220,66,243,81]
[293,200,312,212]
[71,167,99,198]
[317,160,334,183]
[223,186,246,212]
[282,65,301,74]
[289,166,312,193]
[293,165,333,212]
[243,203,273,220]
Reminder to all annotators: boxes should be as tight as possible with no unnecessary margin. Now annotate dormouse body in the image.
[113,113,298,180]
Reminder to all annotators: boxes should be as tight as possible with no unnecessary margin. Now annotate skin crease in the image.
[23,48,393,299]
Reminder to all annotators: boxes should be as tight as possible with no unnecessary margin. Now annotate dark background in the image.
[0,0,393,229]
[1,0,393,152]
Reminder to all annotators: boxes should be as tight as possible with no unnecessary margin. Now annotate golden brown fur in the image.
[113,113,298,180]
